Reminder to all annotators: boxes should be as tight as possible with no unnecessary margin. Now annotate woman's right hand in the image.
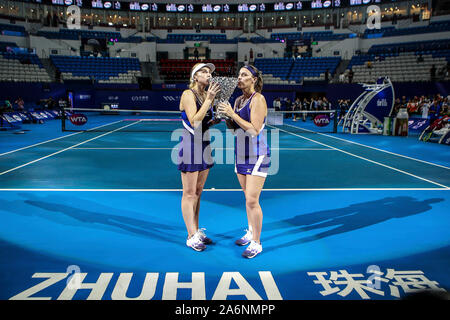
[206,81,220,101]
[218,101,235,118]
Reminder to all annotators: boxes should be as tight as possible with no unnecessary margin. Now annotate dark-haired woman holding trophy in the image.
[218,65,270,259]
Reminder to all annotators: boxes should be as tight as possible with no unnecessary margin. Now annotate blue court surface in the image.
[0,119,449,300]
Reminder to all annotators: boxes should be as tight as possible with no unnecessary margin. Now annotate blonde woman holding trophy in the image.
[178,63,220,252]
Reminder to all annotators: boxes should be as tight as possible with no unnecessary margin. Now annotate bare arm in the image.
[219,93,267,136]
[180,90,204,128]
[180,84,219,128]
[225,97,241,130]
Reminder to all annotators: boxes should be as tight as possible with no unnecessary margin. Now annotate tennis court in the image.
[0,113,449,300]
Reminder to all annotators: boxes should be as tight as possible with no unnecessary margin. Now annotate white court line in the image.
[72,147,335,151]
[75,147,175,150]
[283,123,450,170]
[0,188,448,191]
[0,119,124,157]
[269,124,450,189]
[0,132,81,157]
[0,121,141,176]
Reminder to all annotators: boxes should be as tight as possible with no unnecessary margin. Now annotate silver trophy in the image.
[211,76,238,119]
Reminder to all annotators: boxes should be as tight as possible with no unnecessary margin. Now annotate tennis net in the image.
[61,108,338,134]
[62,108,183,132]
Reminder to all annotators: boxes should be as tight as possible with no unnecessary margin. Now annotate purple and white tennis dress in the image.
[177,89,214,172]
[234,93,271,177]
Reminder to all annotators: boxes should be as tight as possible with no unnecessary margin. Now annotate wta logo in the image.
[69,114,87,126]
[314,114,330,127]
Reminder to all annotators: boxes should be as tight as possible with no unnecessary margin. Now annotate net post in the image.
[333,110,337,133]
[61,108,66,131]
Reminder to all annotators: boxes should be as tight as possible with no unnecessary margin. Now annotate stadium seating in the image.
[349,52,448,83]
[36,30,78,40]
[368,39,450,56]
[156,34,238,44]
[248,36,281,44]
[159,59,235,80]
[347,38,450,83]
[363,20,450,38]
[254,58,293,81]
[0,52,51,83]
[254,56,341,83]
[271,31,351,42]
[363,27,396,39]
[50,55,141,83]
[291,57,340,82]
[0,41,18,51]
[37,28,142,43]
[0,23,27,37]
[167,34,226,41]
[1,9,449,86]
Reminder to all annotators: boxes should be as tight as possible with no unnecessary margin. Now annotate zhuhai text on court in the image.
[9,271,283,300]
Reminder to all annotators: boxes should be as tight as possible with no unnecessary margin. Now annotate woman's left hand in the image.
[218,101,235,118]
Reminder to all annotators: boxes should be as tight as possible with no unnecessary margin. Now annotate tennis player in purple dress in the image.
[178,63,220,252]
[218,65,270,258]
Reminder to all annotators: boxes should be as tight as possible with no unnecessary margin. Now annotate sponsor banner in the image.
[10,113,24,123]
[408,117,430,132]
[152,83,301,92]
[43,111,56,119]
[69,87,304,114]
[93,91,179,110]
[29,112,43,120]
[363,85,394,123]
[0,112,26,129]
[73,90,96,108]
[357,124,371,133]
[69,83,301,111]
[152,83,186,90]
[440,131,450,145]
[69,113,88,126]
[75,90,296,111]
[314,114,330,127]
[2,113,22,124]
[17,112,31,121]
[48,110,60,117]
[38,111,51,119]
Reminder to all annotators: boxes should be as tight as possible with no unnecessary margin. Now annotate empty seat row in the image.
[0,52,43,68]
[50,55,142,82]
